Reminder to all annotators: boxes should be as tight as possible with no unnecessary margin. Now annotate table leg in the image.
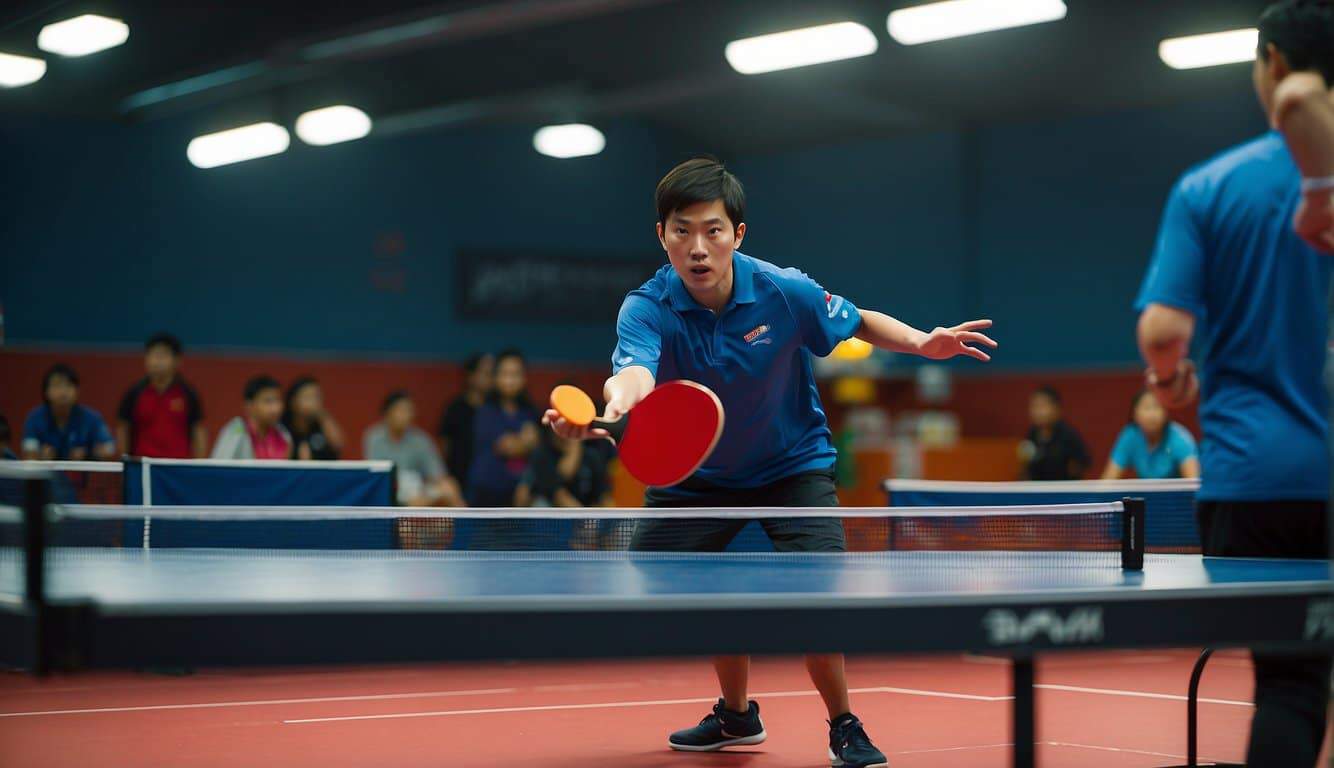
[1013,655,1036,768]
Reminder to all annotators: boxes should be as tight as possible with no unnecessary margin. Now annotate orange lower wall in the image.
[1,348,1194,482]
[0,349,606,459]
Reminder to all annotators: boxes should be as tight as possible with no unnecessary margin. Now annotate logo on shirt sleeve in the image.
[825,293,846,319]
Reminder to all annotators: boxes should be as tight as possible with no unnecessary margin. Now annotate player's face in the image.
[1029,393,1058,428]
[495,357,526,400]
[1133,394,1167,437]
[145,345,177,379]
[657,199,745,295]
[386,399,415,432]
[249,389,283,428]
[45,375,78,410]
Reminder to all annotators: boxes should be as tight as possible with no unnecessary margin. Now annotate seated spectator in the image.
[22,364,116,460]
[467,349,539,507]
[365,391,462,507]
[116,333,207,458]
[1019,386,1090,481]
[0,415,16,460]
[515,428,613,508]
[211,375,291,460]
[1102,390,1200,480]
[438,352,494,498]
[283,377,344,460]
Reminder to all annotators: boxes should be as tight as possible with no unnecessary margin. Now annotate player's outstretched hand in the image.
[542,409,594,441]
[917,319,998,362]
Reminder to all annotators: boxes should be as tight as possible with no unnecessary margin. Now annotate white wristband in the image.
[1302,176,1334,194]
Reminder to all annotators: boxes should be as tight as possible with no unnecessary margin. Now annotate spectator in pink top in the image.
[211,375,292,460]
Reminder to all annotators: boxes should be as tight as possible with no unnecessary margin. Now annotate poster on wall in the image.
[455,249,663,322]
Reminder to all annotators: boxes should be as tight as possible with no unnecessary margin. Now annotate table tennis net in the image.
[2,501,1128,559]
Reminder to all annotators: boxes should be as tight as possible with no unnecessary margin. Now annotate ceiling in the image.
[0,0,1272,154]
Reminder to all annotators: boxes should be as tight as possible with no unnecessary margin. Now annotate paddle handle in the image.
[589,414,628,444]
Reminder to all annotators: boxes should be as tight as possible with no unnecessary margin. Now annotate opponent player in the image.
[1135,2,1333,765]
[546,156,995,768]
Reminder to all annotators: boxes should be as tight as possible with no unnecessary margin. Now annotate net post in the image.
[21,475,51,676]
[1121,497,1145,571]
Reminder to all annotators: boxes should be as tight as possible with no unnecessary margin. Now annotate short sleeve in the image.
[418,433,446,480]
[1109,426,1135,467]
[1135,179,1208,317]
[778,270,862,357]
[611,294,662,377]
[117,384,138,422]
[184,384,203,426]
[89,411,114,448]
[21,409,43,453]
[1169,424,1198,460]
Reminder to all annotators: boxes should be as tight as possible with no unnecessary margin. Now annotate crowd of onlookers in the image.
[1,334,1203,503]
[1019,385,1199,481]
[1,333,615,510]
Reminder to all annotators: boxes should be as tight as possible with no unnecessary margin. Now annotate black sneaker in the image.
[667,698,767,751]
[828,714,888,768]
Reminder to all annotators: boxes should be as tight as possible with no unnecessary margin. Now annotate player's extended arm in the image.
[1273,73,1334,253]
[1137,304,1198,409]
[854,310,996,361]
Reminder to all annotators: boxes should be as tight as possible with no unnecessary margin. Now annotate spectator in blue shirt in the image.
[1135,3,1333,763]
[467,349,539,507]
[1101,390,1199,480]
[21,364,116,461]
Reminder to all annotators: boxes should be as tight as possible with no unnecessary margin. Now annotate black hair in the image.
[145,332,183,356]
[655,156,746,232]
[463,352,492,374]
[42,364,79,403]
[284,376,319,414]
[243,375,281,402]
[382,389,413,415]
[1259,0,1334,82]
[1032,386,1062,406]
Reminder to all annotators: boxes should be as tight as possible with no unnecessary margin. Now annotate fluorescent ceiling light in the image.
[533,124,605,159]
[187,122,291,169]
[38,14,129,57]
[295,105,373,146]
[888,0,1067,45]
[0,52,46,88]
[1159,28,1258,70]
[725,22,878,75]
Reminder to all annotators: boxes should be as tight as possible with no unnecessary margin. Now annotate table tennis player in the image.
[544,155,996,768]
[1135,2,1334,765]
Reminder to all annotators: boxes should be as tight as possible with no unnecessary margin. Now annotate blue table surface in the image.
[2,550,1328,613]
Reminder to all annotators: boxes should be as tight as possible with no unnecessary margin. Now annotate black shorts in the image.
[1195,500,1329,559]
[632,467,846,553]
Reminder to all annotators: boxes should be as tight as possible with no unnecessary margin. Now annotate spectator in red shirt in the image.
[211,375,291,460]
[116,333,207,458]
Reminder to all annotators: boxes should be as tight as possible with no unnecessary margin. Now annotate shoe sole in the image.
[829,747,888,768]
[669,731,767,752]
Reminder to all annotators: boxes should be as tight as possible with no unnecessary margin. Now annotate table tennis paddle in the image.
[549,381,724,487]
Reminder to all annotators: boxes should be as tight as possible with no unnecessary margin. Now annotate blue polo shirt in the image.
[21,403,115,459]
[1135,132,1330,501]
[612,252,862,488]
[1110,423,1197,480]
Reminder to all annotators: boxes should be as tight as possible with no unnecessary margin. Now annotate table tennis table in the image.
[2,473,1331,768]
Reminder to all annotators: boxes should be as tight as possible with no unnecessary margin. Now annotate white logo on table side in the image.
[1305,598,1334,641]
[982,607,1104,645]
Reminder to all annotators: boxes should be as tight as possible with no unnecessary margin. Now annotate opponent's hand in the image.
[916,319,997,362]
[1147,359,1199,410]
[1295,192,1334,254]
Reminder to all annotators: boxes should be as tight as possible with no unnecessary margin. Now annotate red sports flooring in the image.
[1,650,1324,767]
